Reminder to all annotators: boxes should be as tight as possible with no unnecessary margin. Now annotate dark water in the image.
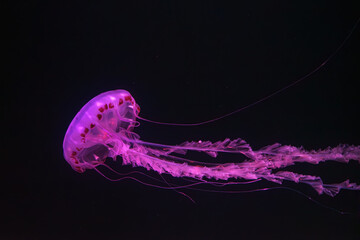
[5,1,360,239]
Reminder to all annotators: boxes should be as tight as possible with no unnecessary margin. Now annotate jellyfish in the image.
[63,89,360,198]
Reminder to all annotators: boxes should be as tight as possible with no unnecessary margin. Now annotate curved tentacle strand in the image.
[119,139,360,197]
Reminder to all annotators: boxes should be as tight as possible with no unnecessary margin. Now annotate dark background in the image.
[4,1,360,240]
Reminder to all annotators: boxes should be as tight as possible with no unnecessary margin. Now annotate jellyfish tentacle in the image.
[256,143,360,166]
[126,137,257,159]
[118,141,360,197]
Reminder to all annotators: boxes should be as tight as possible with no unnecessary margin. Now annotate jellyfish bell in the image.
[63,90,140,173]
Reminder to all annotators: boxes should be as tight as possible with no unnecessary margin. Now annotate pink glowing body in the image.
[63,90,360,197]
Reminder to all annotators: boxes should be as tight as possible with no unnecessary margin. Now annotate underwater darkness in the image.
[4,1,360,240]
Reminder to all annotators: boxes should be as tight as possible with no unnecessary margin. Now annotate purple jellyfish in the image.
[63,90,360,197]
